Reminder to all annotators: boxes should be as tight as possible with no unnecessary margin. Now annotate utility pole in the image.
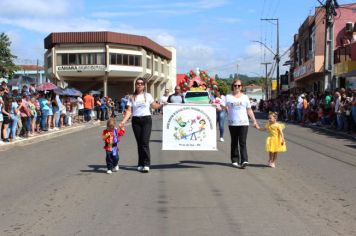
[36,59,39,84]
[261,18,280,96]
[261,62,271,100]
[321,0,339,91]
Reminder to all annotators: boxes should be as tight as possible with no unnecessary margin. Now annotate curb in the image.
[300,123,356,141]
[0,121,102,152]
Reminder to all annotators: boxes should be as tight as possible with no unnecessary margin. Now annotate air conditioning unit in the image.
[346,22,353,32]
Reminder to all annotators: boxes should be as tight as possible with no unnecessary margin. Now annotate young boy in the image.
[101,118,125,174]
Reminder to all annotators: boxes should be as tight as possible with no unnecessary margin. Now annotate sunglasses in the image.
[136,82,144,85]
[233,84,242,88]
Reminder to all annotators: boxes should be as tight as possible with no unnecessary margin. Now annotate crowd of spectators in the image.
[0,81,117,144]
[258,88,356,135]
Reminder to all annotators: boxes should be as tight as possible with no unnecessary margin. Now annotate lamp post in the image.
[236,64,239,79]
[252,40,279,97]
[260,18,280,96]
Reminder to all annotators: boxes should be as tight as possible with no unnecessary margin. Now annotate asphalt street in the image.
[0,114,355,236]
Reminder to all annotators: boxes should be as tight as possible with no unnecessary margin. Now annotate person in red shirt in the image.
[101,118,125,174]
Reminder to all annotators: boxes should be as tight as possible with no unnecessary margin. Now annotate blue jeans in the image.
[297,108,303,122]
[352,106,356,124]
[53,107,60,128]
[41,109,49,131]
[7,115,18,139]
[217,111,225,138]
[106,151,119,171]
[84,108,92,121]
[336,113,343,130]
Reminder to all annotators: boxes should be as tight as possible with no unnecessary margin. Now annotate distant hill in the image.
[218,74,268,86]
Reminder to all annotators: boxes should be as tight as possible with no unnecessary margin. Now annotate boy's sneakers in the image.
[114,165,119,172]
[142,166,150,173]
[232,162,240,168]
[107,170,113,174]
[241,161,248,169]
[137,166,143,172]
[219,137,224,142]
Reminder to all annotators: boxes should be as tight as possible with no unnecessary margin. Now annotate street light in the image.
[259,18,280,96]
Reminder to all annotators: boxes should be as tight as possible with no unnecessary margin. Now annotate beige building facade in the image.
[44,32,177,100]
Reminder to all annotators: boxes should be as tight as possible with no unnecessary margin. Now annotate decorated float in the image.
[178,69,218,92]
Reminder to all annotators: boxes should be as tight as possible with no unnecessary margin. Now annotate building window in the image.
[129,55,135,66]
[161,63,164,73]
[147,58,151,69]
[97,53,105,65]
[61,54,68,65]
[117,54,122,64]
[123,54,128,65]
[110,53,116,64]
[68,54,76,64]
[57,53,105,65]
[109,53,141,66]
[134,55,141,66]
[154,61,158,71]
[47,56,52,68]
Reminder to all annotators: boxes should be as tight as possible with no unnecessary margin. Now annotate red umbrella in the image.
[36,82,58,91]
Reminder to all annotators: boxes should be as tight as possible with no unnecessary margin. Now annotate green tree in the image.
[0,32,18,79]
[215,79,229,95]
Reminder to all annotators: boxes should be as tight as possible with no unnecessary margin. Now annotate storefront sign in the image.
[162,104,216,151]
[271,80,277,91]
[57,65,106,71]
[293,60,315,79]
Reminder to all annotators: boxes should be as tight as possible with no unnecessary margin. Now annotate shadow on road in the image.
[80,163,201,173]
[180,160,269,168]
[150,139,162,143]
[80,165,108,173]
[151,129,163,132]
[345,144,356,149]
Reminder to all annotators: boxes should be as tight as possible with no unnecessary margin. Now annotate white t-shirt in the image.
[224,94,251,126]
[127,93,154,117]
[160,95,169,104]
[77,97,84,110]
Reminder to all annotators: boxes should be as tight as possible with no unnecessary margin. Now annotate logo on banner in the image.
[166,107,213,146]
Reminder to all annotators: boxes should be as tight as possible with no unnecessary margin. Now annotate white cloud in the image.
[155,33,177,46]
[0,17,117,33]
[91,0,229,18]
[0,0,77,17]
[196,0,230,9]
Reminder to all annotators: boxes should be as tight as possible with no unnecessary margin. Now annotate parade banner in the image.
[162,104,216,151]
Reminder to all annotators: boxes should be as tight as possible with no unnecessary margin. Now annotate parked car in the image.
[184,91,211,104]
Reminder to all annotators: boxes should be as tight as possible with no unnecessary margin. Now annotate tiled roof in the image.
[44,31,172,60]
[245,84,262,89]
[17,65,45,71]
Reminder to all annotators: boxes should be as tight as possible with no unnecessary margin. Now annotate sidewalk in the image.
[0,120,103,152]
[302,123,356,140]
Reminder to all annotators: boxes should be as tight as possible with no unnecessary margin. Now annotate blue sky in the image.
[0,0,353,77]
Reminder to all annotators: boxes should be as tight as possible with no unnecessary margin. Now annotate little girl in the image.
[101,118,125,174]
[258,112,287,168]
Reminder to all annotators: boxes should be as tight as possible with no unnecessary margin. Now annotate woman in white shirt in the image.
[120,78,162,173]
[223,79,260,169]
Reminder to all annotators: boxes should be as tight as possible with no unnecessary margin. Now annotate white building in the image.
[44,31,176,100]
